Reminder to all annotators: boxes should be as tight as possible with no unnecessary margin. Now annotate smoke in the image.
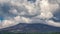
[0,0,60,29]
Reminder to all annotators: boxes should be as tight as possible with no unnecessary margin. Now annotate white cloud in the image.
[46,20,60,27]
[14,16,31,23]
[9,9,18,14]
[40,0,59,19]
[0,0,60,29]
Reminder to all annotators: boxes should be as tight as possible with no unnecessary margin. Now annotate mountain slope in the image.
[0,23,60,32]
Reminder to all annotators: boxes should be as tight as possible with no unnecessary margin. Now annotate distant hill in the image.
[0,23,60,33]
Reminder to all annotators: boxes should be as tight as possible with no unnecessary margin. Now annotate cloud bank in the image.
[0,0,60,29]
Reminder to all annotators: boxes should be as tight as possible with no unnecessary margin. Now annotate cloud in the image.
[46,20,60,27]
[0,0,60,29]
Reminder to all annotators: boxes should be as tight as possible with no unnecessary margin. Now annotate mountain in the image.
[0,23,60,33]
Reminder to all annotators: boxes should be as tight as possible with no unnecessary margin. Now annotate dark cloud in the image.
[52,8,60,22]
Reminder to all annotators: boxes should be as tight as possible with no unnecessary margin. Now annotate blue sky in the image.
[0,16,4,21]
[27,0,36,3]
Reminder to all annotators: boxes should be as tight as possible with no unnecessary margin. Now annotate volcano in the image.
[0,23,60,33]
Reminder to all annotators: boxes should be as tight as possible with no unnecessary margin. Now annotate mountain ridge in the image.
[0,23,60,32]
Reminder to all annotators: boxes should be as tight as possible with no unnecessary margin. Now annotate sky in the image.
[0,0,60,29]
